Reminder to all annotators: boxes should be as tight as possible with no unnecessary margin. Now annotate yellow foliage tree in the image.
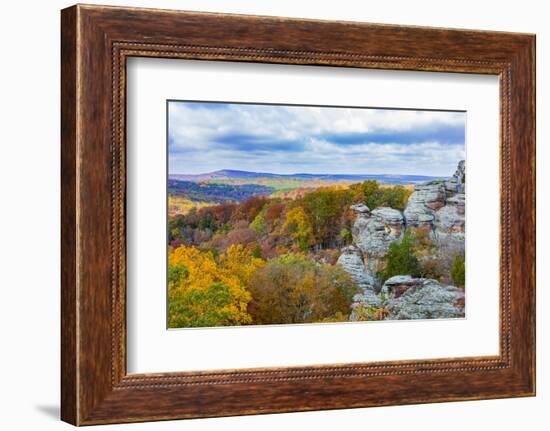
[283,206,314,251]
[168,244,264,328]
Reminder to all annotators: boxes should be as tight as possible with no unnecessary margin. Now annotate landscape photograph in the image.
[167,101,466,328]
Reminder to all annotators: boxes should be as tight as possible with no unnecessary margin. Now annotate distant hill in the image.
[170,170,280,181]
[168,179,275,204]
[170,169,443,185]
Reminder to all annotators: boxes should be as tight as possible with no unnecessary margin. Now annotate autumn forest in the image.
[167,101,466,328]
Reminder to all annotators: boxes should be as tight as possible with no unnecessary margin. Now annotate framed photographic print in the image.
[61,4,536,425]
[164,100,467,329]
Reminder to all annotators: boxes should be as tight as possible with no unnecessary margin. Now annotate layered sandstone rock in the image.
[444,160,466,194]
[404,161,466,243]
[337,245,381,307]
[352,207,404,258]
[381,275,465,320]
[434,193,465,238]
[403,180,446,229]
[336,245,375,289]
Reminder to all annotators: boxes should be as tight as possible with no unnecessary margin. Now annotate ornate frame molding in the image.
[61,5,535,425]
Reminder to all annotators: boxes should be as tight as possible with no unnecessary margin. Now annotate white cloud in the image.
[168,101,465,176]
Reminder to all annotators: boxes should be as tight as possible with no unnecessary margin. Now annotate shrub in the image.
[319,311,349,323]
[352,303,389,321]
[418,257,444,281]
[379,229,421,283]
[339,227,352,245]
[451,254,466,288]
[316,248,341,265]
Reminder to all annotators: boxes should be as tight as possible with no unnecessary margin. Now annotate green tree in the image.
[451,254,466,288]
[250,208,266,235]
[339,227,352,245]
[300,188,351,247]
[379,229,421,282]
[349,180,411,211]
[197,212,216,231]
[358,180,379,203]
[252,243,263,259]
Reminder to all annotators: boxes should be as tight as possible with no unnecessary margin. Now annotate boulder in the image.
[411,180,447,210]
[445,193,466,214]
[350,203,370,214]
[352,207,404,258]
[380,275,423,297]
[435,200,465,236]
[381,275,465,320]
[336,245,375,289]
[404,181,446,228]
[433,179,465,247]
[351,290,382,308]
[372,207,404,226]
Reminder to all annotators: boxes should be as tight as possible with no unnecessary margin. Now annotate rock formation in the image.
[403,180,446,229]
[434,163,466,246]
[337,246,381,307]
[435,194,465,239]
[336,245,376,289]
[381,275,465,320]
[351,206,404,283]
[352,206,404,257]
[404,160,466,241]
[444,160,465,194]
[336,160,466,320]
[403,162,465,243]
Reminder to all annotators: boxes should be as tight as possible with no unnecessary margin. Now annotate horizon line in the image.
[168,169,448,178]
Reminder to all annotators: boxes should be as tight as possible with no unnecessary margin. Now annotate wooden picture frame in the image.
[61,4,535,425]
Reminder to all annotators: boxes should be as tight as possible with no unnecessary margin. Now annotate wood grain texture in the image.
[60,4,536,425]
[60,5,78,425]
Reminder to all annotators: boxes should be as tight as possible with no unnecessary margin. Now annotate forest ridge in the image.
[170,169,441,183]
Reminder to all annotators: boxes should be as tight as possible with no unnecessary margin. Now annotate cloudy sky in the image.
[168,101,465,176]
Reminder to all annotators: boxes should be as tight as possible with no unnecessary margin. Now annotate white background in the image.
[0,0,547,430]
[127,59,500,373]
